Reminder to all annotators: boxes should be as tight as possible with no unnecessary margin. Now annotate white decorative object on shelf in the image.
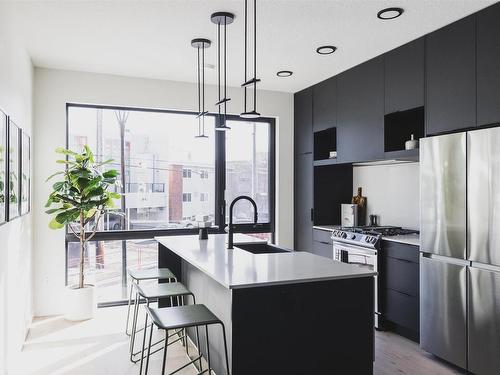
[405,134,419,150]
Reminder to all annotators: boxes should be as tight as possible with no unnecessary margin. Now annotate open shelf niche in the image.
[314,127,337,161]
[384,106,424,153]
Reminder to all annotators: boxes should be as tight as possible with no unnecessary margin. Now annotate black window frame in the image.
[64,103,276,288]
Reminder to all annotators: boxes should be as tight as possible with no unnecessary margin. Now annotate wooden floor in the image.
[374,330,465,375]
[13,306,465,375]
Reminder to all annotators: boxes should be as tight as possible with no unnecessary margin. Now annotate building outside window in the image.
[182,168,192,178]
[182,193,192,202]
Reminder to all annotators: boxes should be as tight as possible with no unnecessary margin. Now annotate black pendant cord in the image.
[218,22,221,106]
[197,45,201,135]
[191,38,211,137]
[253,0,257,112]
[211,11,234,129]
[243,0,248,113]
[224,16,228,124]
[202,42,206,135]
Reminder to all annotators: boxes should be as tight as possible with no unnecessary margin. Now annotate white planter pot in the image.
[65,284,96,321]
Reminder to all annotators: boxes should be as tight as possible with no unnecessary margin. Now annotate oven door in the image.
[333,241,380,328]
[333,242,377,270]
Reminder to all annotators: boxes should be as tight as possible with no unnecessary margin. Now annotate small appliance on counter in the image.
[341,203,358,227]
[369,214,378,227]
[405,134,419,150]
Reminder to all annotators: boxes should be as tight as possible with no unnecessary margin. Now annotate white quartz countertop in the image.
[380,234,420,246]
[155,234,376,289]
[313,225,420,247]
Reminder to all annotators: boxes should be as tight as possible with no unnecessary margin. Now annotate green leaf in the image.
[102,170,118,178]
[45,207,63,214]
[49,218,65,230]
[95,159,114,167]
[55,147,78,157]
[105,197,115,208]
[85,186,104,198]
[53,181,65,191]
[55,208,80,225]
[85,208,98,218]
[109,192,121,199]
[46,171,64,182]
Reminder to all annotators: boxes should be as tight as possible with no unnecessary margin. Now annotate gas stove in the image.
[331,226,419,249]
[331,228,381,249]
[339,226,419,236]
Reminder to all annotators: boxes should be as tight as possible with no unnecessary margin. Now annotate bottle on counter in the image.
[352,187,367,226]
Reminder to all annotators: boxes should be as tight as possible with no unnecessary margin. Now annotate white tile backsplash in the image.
[352,162,419,229]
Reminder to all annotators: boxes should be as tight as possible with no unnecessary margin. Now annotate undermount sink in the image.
[234,242,292,254]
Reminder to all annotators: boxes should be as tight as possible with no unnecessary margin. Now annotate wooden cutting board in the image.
[352,187,367,226]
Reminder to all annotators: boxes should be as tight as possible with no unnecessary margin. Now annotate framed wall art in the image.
[0,110,6,225]
[21,131,30,215]
[8,119,20,220]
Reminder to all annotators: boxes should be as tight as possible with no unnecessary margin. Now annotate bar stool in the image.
[126,268,176,336]
[130,282,196,363]
[140,304,230,375]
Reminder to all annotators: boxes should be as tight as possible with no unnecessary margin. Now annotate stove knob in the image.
[365,236,371,242]
[350,234,356,240]
[371,237,377,244]
[341,232,347,239]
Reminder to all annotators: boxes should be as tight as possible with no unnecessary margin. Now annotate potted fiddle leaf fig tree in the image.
[45,145,120,320]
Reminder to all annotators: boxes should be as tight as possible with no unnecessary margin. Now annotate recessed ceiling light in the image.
[316,45,337,55]
[277,70,293,77]
[377,7,404,20]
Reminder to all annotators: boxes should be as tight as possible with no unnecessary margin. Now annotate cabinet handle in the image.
[389,256,414,263]
[310,208,314,221]
[391,288,412,297]
[319,241,330,245]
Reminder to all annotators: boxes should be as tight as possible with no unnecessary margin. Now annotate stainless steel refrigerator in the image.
[420,128,500,375]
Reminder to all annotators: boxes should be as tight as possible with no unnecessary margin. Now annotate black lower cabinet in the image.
[380,240,420,342]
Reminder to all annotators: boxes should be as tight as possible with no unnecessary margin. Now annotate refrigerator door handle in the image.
[470,261,500,273]
[421,252,471,267]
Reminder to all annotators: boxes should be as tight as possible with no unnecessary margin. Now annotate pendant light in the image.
[191,38,211,138]
[240,0,260,119]
[211,12,234,131]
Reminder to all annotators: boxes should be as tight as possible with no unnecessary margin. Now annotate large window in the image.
[66,104,275,304]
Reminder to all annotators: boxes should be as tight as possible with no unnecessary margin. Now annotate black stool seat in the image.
[136,282,193,300]
[146,304,221,330]
[128,268,175,281]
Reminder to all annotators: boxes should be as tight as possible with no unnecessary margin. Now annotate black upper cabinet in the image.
[313,77,337,132]
[294,88,313,155]
[385,38,424,114]
[294,153,313,251]
[337,57,384,163]
[425,15,476,135]
[477,2,500,127]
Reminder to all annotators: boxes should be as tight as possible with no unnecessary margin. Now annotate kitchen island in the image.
[156,234,376,375]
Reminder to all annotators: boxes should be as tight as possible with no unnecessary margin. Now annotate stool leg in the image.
[125,278,134,336]
[221,323,230,375]
[205,325,211,375]
[139,301,150,374]
[195,325,202,372]
[145,322,154,375]
[190,294,202,371]
[182,295,188,355]
[161,330,169,375]
[130,290,140,359]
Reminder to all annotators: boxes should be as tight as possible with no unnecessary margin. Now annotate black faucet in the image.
[227,195,258,249]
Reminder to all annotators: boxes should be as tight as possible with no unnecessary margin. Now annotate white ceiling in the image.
[3,0,497,93]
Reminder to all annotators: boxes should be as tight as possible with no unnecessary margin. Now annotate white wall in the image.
[352,162,419,229]
[33,67,293,316]
[0,5,34,375]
